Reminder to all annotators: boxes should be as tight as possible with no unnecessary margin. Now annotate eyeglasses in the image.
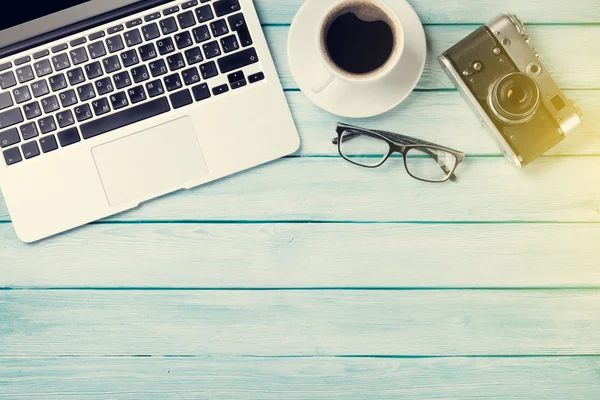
[333,123,465,183]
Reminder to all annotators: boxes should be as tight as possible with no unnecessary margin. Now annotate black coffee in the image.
[325,12,394,75]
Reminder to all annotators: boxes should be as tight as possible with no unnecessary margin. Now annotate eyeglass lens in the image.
[339,130,391,167]
[405,147,457,182]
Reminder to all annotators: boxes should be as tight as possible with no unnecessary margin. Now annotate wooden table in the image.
[2,0,600,398]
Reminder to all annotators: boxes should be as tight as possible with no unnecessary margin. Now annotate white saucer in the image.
[288,0,427,118]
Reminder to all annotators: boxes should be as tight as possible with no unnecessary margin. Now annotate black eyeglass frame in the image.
[333,122,466,183]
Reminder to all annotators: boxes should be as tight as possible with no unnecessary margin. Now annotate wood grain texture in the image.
[2,290,599,356]
[3,157,598,223]
[255,0,600,24]
[2,357,600,399]
[265,26,600,90]
[1,224,599,288]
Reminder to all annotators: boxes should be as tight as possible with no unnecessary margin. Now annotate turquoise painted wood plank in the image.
[2,290,599,356]
[264,26,600,90]
[1,224,599,288]
[2,357,600,399]
[254,0,600,24]
[2,157,598,223]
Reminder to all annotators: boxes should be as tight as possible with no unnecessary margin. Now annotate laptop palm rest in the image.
[92,117,209,207]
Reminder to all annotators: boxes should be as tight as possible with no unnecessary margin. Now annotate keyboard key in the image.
[81,97,170,140]
[77,83,96,101]
[95,77,114,95]
[14,56,31,66]
[160,17,178,35]
[124,29,143,47]
[106,36,125,53]
[167,53,186,71]
[23,102,42,120]
[182,67,201,85]
[195,5,214,23]
[31,80,50,98]
[20,121,39,139]
[220,35,239,53]
[149,59,168,77]
[210,19,229,37]
[248,71,265,83]
[51,44,68,53]
[41,95,60,113]
[163,6,180,16]
[110,91,129,110]
[199,61,218,79]
[107,25,124,34]
[182,0,198,9]
[85,61,104,79]
[164,74,183,92]
[157,37,176,55]
[74,104,93,122]
[40,135,58,153]
[38,115,57,134]
[128,85,146,104]
[3,147,21,165]
[67,67,85,85]
[214,0,241,16]
[13,87,32,104]
[16,65,34,84]
[49,73,67,91]
[131,65,150,83]
[178,11,196,29]
[175,31,194,49]
[142,23,160,41]
[227,70,246,89]
[212,83,229,96]
[56,109,75,128]
[33,50,49,60]
[22,140,40,159]
[218,48,258,73]
[0,62,11,72]
[0,127,20,147]
[34,59,53,77]
[59,90,78,108]
[193,25,211,43]
[51,53,71,71]
[185,47,203,65]
[0,71,17,89]
[121,49,140,67]
[57,127,80,147]
[103,55,121,73]
[228,13,252,47]
[192,83,211,101]
[114,71,132,89]
[0,92,13,110]
[69,47,88,65]
[146,80,165,97]
[139,43,158,62]
[144,12,161,22]
[92,97,111,116]
[126,18,143,28]
[89,31,105,41]
[70,37,87,47]
[88,41,107,59]
[170,89,192,109]
[203,41,221,59]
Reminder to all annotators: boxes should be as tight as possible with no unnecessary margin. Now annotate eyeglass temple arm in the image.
[332,129,458,181]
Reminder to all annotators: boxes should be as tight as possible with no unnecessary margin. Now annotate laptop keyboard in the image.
[1,0,266,166]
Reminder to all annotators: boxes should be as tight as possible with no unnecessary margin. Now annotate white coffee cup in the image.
[310,0,405,95]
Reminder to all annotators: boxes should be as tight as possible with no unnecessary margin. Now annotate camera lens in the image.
[489,72,540,124]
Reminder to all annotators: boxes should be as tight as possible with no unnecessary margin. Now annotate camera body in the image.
[439,14,582,167]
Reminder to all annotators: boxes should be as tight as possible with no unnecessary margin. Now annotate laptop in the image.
[0,0,300,242]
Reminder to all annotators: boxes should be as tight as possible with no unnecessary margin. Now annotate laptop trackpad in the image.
[92,117,209,207]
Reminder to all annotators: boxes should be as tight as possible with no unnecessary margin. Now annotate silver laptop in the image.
[0,0,300,242]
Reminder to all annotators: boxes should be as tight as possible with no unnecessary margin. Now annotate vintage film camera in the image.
[439,14,582,167]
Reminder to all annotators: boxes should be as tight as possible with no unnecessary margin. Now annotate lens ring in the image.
[488,72,540,124]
